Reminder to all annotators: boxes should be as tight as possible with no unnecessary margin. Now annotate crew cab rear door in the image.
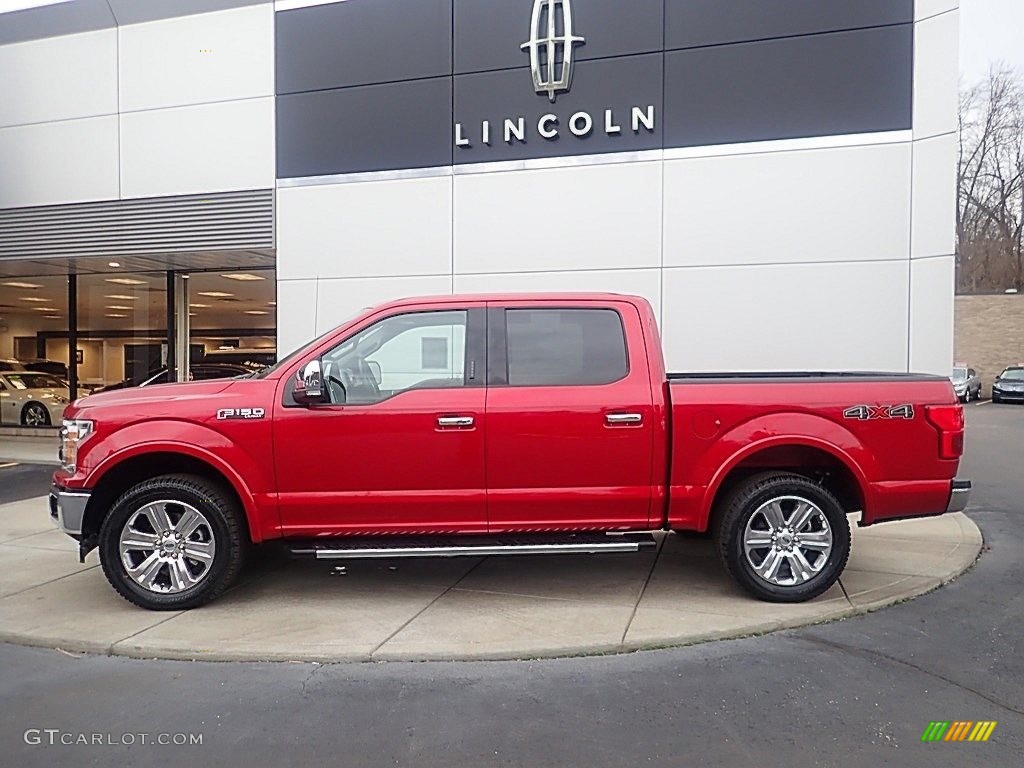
[485,300,655,530]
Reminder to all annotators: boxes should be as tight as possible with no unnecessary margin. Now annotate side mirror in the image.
[366,360,382,386]
[293,359,326,405]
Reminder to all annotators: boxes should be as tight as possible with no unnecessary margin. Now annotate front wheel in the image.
[98,474,247,610]
[713,472,851,602]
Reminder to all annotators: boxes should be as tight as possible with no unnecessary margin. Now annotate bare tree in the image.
[957,65,1024,293]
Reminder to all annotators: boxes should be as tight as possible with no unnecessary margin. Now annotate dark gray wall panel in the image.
[276,0,452,95]
[0,0,114,45]
[663,26,912,148]
[454,53,663,165]
[454,0,663,74]
[665,0,914,50]
[277,77,453,178]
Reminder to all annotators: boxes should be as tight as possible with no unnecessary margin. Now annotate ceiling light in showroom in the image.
[221,274,266,281]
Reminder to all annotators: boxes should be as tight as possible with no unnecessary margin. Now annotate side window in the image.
[505,308,628,386]
[322,310,467,404]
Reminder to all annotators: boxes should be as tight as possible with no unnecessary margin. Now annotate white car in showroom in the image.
[0,371,70,427]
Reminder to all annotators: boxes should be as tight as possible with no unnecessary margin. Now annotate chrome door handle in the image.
[606,412,643,425]
[437,416,474,428]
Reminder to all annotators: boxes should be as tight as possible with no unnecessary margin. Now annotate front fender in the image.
[81,420,269,542]
[696,412,877,529]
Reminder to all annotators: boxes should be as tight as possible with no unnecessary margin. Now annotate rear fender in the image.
[696,412,876,530]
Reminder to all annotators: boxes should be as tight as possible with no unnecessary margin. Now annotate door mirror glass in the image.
[293,359,326,405]
[366,360,382,386]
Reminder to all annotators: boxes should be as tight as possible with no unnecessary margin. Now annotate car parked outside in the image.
[951,365,982,402]
[0,371,70,426]
[992,366,1024,404]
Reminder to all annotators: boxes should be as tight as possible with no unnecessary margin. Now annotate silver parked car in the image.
[0,371,70,426]
[951,365,981,402]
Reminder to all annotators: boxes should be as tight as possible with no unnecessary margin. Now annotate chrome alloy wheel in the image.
[23,403,48,426]
[742,495,834,587]
[118,500,217,594]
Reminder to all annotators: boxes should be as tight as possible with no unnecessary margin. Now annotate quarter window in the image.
[505,308,628,386]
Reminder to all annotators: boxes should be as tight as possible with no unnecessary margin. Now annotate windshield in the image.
[951,367,968,381]
[999,368,1024,381]
[255,308,369,379]
[4,373,66,390]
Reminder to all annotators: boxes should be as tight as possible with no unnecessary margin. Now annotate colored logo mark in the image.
[921,721,997,742]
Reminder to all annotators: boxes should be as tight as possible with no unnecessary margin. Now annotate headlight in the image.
[60,419,94,472]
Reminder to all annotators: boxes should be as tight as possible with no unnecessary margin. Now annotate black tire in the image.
[21,402,51,427]
[712,472,851,603]
[992,394,1000,404]
[98,474,247,610]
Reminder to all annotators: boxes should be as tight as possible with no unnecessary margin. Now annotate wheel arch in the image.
[701,437,870,533]
[80,448,262,549]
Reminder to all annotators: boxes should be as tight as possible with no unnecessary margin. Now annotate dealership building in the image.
[0,0,959,407]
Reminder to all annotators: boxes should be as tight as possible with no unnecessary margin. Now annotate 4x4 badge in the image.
[843,404,915,420]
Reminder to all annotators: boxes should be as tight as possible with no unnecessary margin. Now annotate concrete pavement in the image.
[0,491,981,661]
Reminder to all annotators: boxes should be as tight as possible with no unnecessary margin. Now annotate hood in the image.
[70,379,235,414]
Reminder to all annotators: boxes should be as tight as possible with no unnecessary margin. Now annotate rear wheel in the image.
[713,472,851,602]
[98,474,247,610]
[21,402,50,427]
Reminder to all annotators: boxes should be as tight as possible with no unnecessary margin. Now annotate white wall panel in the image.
[454,268,662,326]
[664,143,912,268]
[119,4,274,112]
[913,9,959,140]
[909,255,954,374]
[119,97,274,198]
[661,261,909,372]
[0,116,119,208]
[277,177,452,281]
[915,0,957,21]
[912,133,956,258]
[314,275,452,335]
[0,29,117,129]
[277,278,319,358]
[454,161,662,274]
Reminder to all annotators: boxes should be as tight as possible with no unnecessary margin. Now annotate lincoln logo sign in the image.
[522,0,585,102]
[452,0,656,151]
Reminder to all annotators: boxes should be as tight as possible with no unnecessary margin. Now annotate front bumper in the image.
[992,388,1024,401]
[946,479,971,514]
[49,485,91,536]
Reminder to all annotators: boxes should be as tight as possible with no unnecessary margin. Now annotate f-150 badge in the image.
[843,404,914,420]
[217,408,265,420]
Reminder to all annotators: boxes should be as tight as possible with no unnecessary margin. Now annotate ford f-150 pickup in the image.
[50,294,970,610]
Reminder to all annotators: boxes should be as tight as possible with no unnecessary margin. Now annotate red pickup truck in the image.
[50,293,970,611]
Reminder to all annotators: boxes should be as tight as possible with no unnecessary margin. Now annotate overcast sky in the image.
[959,0,1024,86]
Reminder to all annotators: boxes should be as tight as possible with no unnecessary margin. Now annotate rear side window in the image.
[505,308,628,386]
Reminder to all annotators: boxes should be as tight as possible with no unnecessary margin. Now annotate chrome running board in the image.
[288,533,657,560]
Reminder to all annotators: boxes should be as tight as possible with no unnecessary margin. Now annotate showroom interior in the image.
[0,259,276,405]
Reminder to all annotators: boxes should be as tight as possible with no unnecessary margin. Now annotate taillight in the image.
[925,404,965,459]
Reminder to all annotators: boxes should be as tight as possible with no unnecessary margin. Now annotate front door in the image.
[484,301,656,531]
[273,306,487,536]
